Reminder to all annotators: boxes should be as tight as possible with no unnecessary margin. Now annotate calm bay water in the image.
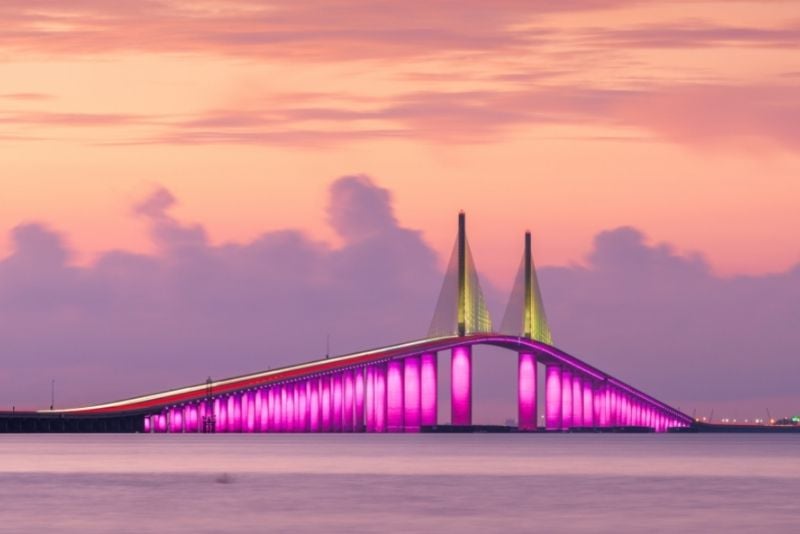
[0,434,797,533]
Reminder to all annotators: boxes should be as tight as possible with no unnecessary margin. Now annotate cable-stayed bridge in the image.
[3,213,692,433]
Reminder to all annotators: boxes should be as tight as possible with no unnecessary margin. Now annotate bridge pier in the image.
[572,373,583,428]
[404,355,421,432]
[387,360,404,432]
[366,366,375,432]
[375,363,387,432]
[561,369,573,429]
[321,377,332,432]
[355,369,365,432]
[333,374,343,432]
[545,364,562,430]
[344,370,354,432]
[451,345,472,426]
[421,352,437,426]
[581,379,591,427]
[518,352,537,431]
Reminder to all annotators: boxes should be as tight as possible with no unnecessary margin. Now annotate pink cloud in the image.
[0,0,635,60]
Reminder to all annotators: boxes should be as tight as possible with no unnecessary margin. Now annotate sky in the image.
[1,0,798,420]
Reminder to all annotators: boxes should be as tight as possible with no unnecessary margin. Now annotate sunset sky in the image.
[1,1,798,417]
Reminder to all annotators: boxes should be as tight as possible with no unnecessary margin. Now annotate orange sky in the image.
[1,0,799,288]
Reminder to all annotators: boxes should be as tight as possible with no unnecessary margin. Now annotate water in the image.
[0,434,798,533]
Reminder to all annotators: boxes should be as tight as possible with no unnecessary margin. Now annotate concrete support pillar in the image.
[194,405,202,433]
[375,363,387,432]
[245,391,255,433]
[387,360,405,432]
[297,382,307,432]
[354,368,365,432]
[295,384,303,431]
[365,366,376,432]
[561,369,573,429]
[583,378,594,427]
[253,390,263,432]
[518,352,537,431]
[545,364,562,430]
[572,374,583,427]
[268,388,277,432]
[308,379,319,432]
[285,384,297,432]
[229,395,240,433]
[183,405,192,433]
[403,356,421,432]
[420,352,438,427]
[332,374,343,432]
[451,345,472,426]
[321,377,332,432]
[213,398,223,433]
[343,370,355,432]
[608,388,617,426]
[170,407,182,433]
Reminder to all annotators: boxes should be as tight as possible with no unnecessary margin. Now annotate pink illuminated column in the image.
[354,369,365,432]
[593,386,602,426]
[610,388,618,426]
[144,416,152,433]
[583,379,594,427]
[321,377,332,432]
[572,375,583,428]
[375,364,387,432]
[343,370,354,432]
[365,366,376,432]
[236,394,245,433]
[451,345,472,426]
[254,390,263,432]
[387,359,405,432]
[259,390,270,431]
[403,356,421,432]
[286,385,296,432]
[278,386,287,432]
[245,391,256,433]
[332,374,343,432]
[268,388,278,431]
[213,398,223,432]
[198,402,207,432]
[518,352,537,431]
[297,382,308,432]
[157,413,167,433]
[545,364,562,430]
[229,395,240,433]
[561,369,573,429]
[309,379,320,432]
[293,383,301,431]
[420,352,437,427]
[183,405,193,432]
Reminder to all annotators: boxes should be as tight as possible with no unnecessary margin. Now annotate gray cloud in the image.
[0,176,441,409]
[542,227,800,418]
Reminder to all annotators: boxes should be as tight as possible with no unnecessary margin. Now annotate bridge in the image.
[6,213,692,433]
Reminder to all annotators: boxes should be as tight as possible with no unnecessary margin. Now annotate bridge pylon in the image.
[428,212,492,426]
[428,212,493,338]
[501,231,553,344]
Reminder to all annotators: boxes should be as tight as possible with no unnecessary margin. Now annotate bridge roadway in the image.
[29,333,691,433]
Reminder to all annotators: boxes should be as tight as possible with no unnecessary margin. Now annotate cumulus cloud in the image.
[542,228,800,418]
[0,176,441,409]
